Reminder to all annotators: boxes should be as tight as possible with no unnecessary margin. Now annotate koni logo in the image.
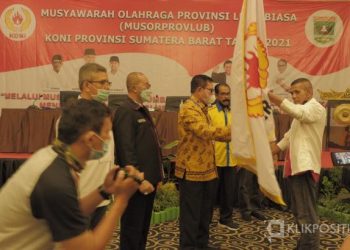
[0,4,36,41]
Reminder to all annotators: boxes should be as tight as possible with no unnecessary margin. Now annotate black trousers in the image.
[217,167,235,223]
[288,172,319,250]
[89,205,108,229]
[179,178,217,250]
[120,191,156,250]
[238,168,263,214]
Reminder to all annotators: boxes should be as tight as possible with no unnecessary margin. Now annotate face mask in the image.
[92,89,109,103]
[220,99,230,108]
[208,95,216,105]
[140,89,152,102]
[89,134,109,160]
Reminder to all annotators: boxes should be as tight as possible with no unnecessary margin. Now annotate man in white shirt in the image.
[84,48,96,64]
[211,60,232,85]
[77,63,114,229]
[270,59,290,97]
[43,54,69,90]
[55,63,121,229]
[269,78,326,250]
[108,56,126,93]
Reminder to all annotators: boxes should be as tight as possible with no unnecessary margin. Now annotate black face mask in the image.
[219,99,230,108]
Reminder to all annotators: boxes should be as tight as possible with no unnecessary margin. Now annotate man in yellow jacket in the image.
[208,83,239,231]
[176,75,231,250]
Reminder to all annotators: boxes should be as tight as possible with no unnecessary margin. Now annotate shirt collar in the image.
[125,96,144,110]
[215,101,230,112]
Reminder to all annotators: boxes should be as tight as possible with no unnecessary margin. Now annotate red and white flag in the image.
[230,0,284,205]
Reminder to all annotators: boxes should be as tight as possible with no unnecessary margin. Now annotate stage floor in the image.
[107,208,345,249]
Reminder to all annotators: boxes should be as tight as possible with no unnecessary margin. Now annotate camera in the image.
[113,168,143,184]
[113,168,128,180]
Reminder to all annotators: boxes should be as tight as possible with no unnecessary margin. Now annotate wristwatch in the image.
[98,185,112,200]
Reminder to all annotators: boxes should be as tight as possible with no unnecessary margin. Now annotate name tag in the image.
[137,118,146,123]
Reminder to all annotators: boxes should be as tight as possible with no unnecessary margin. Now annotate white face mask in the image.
[89,84,109,102]
[207,94,216,105]
[89,140,109,160]
[140,89,152,102]
[88,134,109,160]
[92,89,109,103]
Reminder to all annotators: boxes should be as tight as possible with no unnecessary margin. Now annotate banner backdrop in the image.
[0,0,349,109]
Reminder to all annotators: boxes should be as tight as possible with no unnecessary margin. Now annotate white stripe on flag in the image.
[230,0,285,205]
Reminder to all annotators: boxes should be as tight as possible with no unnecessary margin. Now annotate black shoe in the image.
[203,244,220,250]
[241,212,252,221]
[251,211,267,220]
[277,205,289,212]
[218,220,239,230]
[197,244,220,250]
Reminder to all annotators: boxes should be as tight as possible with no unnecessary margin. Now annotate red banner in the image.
[1,0,349,75]
[0,0,349,108]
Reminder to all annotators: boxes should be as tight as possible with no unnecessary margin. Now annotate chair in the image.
[165,96,189,111]
[108,94,128,110]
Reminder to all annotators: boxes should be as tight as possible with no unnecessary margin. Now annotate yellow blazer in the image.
[208,103,237,167]
[175,96,230,181]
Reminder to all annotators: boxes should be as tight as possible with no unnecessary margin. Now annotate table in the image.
[0,109,293,154]
[0,109,337,204]
[0,153,30,187]
[0,109,179,155]
[152,111,179,156]
[0,108,61,153]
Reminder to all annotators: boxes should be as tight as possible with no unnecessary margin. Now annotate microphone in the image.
[28,94,43,109]
[154,95,159,111]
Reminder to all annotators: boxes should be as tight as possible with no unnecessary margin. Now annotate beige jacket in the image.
[277,98,326,175]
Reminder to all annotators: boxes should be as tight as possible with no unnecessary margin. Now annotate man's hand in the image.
[270,141,281,155]
[104,166,143,201]
[138,180,155,195]
[270,142,280,169]
[268,90,284,107]
[215,126,231,142]
[276,77,283,85]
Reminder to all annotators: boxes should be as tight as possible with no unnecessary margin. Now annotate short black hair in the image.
[58,99,111,144]
[84,48,96,55]
[290,78,311,86]
[51,54,62,62]
[190,75,213,93]
[78,63,107,89]
[278,58,287,65]
[109,56,119,63]
[290,78,313,95]
[214,83,230,94]
[223,60,232,66]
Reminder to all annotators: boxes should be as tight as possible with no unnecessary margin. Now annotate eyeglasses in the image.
[93,133,106,142]
[205,88,215,94]
[88,80,112,86]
